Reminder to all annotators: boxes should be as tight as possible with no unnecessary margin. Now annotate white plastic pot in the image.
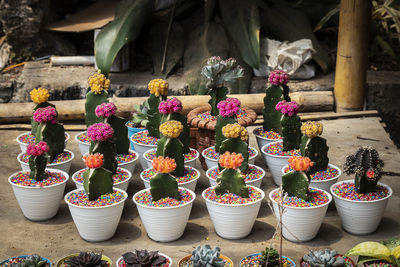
[74,131,90,156]
[17,150,74,173]
[269,187,332,242]
[65,188,128,242]
[206,164,265,188]
[116,253,172,267]
[330,180,392,235]
[133,188,195,242]
[281,163,342,192]
[253,127,281,153]
[261,141,292,186]
[143,148,199,169]
[8,169,69,221]
[16,131,70,154]
[130,131,158,170]
[117,150,139,174]
[202,146,258,170]
[202,186,265,239]
[72,167,132,192]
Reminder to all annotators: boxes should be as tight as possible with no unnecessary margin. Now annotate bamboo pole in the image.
[334,0,371,112]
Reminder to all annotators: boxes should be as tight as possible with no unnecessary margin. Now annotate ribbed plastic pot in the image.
[56,253,112,267]
[143,148,199,169]
[8,169,69,221]
[65,188,128,242]
[178,254,233,267]
[132,187,195,242]
[74,131,90,156]
[202,146,258,170]
[130,131,158,170]
[17,150,74,173]
[116,253,172,267]
[125,122,146,150]
[330,180,392,235]
[206,164,265,189]
[202,186,265,239]
[269,187,332,242]
[281,163,342,192]
[1,255,52,266]
[261,141,291,186]
[240,253,295,267]
[117,150,139,174]
[253,127,282,153]
[16,131,70,154]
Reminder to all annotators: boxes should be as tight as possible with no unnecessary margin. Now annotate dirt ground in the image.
[1,117,400,266]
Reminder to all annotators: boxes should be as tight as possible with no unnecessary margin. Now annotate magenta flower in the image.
[33,106,57,124]
[225,97,241,107]
[95,102,117,118]
[87,123,114,141]
[158,97,183,115]
[26,141,49,157]
[217,98,240,117]
[276,100,299,116]
[269,70,289,86]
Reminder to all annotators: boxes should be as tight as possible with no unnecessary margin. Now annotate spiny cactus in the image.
[85,72,110,127]
[344,146,384,194]
[201,57,244,116]
[146,79,168,138]
[150,156,179,201]
[282,156,314,200]
[65,252,108,267]
[260,247,280,267]
[122,250,167,267]
[263,70,291,134]
[29,88,55,137]
[215,98,241,152]
[276,101,302,151]
[303,249,345,267]
[27,142,49,181]
[82,154,113,201]
[300,121,329,174]
[190,245,225,267]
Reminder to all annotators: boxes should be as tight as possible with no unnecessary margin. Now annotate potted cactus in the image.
[202,152,265,239]
[240,247,296,267]
[65,153,128,241]
[261,100,301,185]
[56,251,112,267]
[126,101,149,149]
[178,245,233,267]
[330,146,392,235]
[269,156,332,242]
[254,70,291,152]
[116,250,172,267]
[0,254,51,267]
[133,156,196,242]
[300,249,355,267]
[9,142,69,221]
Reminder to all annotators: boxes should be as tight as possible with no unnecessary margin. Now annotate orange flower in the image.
[152,156,176,173]
[288,156,314,172]
[219,152,244,169]
[83,153,104,169]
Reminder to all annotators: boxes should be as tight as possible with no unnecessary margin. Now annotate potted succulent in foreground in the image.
[57,251,112,267]
[178,245,233,267]
[117,250,172,267]
[300,249,355,267]
[330,146,392,235]
[240,247,296,267]
[9,142,69,221]
[0,254,51,267]
[269,156,332,242]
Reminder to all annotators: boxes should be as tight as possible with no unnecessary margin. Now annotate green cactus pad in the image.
[263,85,290,133]
[83,168,113,201]
[85,91,109,127]
[219,138,249,173]
[156,137,185,177]
[281,115,302,151]
[150,172,179,201]
[31,102,55,137]
[89,140,118,174]
[208,87,229,116]
[36,122,66,163]
[282,171,310,200]
[108,115,130,154]
[161,112,190,154]
[215,116,237,153]
[300,136,329,174]
[146,94,164,138]
[29,155,47,181]
[215,168,249,198]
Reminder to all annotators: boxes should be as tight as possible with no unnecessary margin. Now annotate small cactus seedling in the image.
[263,70,291,134]
[282,156,314,200]
[201,57,244,116]
[276,100,302,151]
[150,156,179,201]
[122,250,167,266]
[156,120,185,177]
[344,146,384,194]
[219,123,249,173]
[85,72,110,127]
[27,142,49,181]
[190,245,225,267]
[260,247,280,267]
[303,249,345,267]
[65,252,108,267]
[146,79,168,138]
[215,152,249,198]
[300,121,329,174]
[29,88,55,136]
[215,98,241,153]
[87,123,117,174]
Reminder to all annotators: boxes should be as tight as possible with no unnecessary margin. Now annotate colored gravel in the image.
[331,182,390,201]
[364,261,396,267]
[142,167,198,184]
[241,254,294,267]
[118,257,171,267]
[2,257,26,267]
[263,142,300,157]
[76,132,90,143]
[116,152,137,163]
[19,132,69,144]
[283,166,339,181]
[196,109,247,122]
[208,165,263,182]
[66,190,126,207]
[271,188,330,207]
[145,149,198,162]
[253,127,281,140]
[203,146,257,160]
[19,151,72,164]
[10,171,67,187]
[74,168,130,184]
[203,187,263,205]
[131,131,159,145]
[135,188,193,207]
[301,256,355,267]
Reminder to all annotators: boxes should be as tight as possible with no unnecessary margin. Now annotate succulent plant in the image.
[303,249,345,267]
[282,156,314,201]
[150,156,179,201]
[130,101,150,128]
[343,146,384,193]
[276,100,302,152]
[10,254,49,267]
[215,98,240,153]
[64,252,108,267]
[260,247,280,267]
[29,88,55,137]
[122,250,167,267]
[27,142,49,181]
[189,245,225,267]
[146,79,168,138]
[85,72,110,127]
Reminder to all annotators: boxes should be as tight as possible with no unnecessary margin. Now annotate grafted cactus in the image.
[276,100,302,151]
[27,142,49,181]
[146,79,168,138]
[303,249,345,267]
[344,146,384,193]
[260,247,280,267]
[215,98,240,152]
[150,157,179,201]
[29,88,55,136]
[282,156,314,200]
[85,72,110,127]
[190,245,225,267]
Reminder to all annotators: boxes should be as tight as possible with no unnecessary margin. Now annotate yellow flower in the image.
[148,79,168,97]
[160,120,183,138]
[30,88,49,104]
[222,123,248,142]
[301,121,323,138]
[88,73,110,94]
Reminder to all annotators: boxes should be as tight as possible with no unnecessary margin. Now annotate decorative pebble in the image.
[145,149,198,162]
[10,171,67,187]
[254,127,281,140]
[241,254,294,267]
[363,261,396,267]
[135,188,193,207]
[263,142,300,157]
[197,109,247,121]
[131,131,159,145]
[331,182,390,201]
[203,147,257,160]
[209,166,263,182]
[74,168,130,184]
[67,190,126,207]
[19,132,69,144]
[118,257,171,267]
[19,151,72,164]
[76,132,90,143]
[125,121,146,129]
[142,167,198,184]
[301,256,355,267]
[116,152,137,163]
[203,187,262,204]
[2,257,26,267]
[271,188,330,207]
[283,166,339,181]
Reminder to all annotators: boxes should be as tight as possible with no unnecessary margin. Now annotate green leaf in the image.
[346,242,392,263]
[95,0,153,75]
[313,5,339,32]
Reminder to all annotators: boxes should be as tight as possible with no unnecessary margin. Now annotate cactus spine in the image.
[82,154,113,201]
[150,157,179,201]
[282,156,314,200]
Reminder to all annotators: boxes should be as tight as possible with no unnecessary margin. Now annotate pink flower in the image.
[26,141,49,156]
[275,100,299,116]
[87,123,114,141]
[95,102,117,118]
[33,106,57,124]
[269,70,289,86]
[366,169,375,179]
[158,98,183,114]
[217,98,240,117]
[225,97,241,107]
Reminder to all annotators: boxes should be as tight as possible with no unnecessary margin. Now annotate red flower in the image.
[366,169,375,179]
